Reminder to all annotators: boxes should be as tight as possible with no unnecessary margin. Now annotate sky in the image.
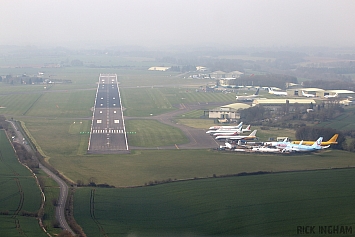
[1,0,355,49]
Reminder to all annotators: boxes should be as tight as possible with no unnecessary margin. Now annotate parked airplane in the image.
[339,98,353,106]
[324,93,338,98]
[292,134,338,146]
[267,87,287,96]
[207,128,242,134]
[236,88,260,101]
[252,146,281,153]
[212,131,240,136]
[215,130,257,140]
[301,90,316,98]
[219,142,235,149]
[241,125,251,133]
[208,122,243,130]
[280,137,329,152]
[264,137,289,147]
[211,125,251,135]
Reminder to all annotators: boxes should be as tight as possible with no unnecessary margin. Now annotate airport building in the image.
[218,78,239,87]
[148,66,171,71]
[286,88,355,98]
[252,98,316,113]
[196,66,208,71]
[208,103,250,121]
[210,70,243,79]
[323,89,355,98]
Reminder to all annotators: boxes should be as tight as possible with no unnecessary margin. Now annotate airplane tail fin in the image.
[254,88,260,95]
[237,122,243,129]
[245,125,251,130]
[312,137,323,148]
[249,130,257,137]
[327,134,339,144]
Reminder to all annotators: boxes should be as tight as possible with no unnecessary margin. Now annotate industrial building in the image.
[252,99,316,113]
[323,89,355,98]
[286,88,355,98]
[207,103,250,121]
[148,66,171,71]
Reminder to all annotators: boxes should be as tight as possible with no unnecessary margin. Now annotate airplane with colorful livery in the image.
[292,134,338,146]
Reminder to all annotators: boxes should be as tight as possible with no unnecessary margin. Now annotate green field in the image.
[74,168,355,237]
[0,130,46,237]
[1,55,355,237]
[48,149,355,187]
[316,107,355,131]
[125,119,188,147]
[121,87,234,117]
[1,70,352,188]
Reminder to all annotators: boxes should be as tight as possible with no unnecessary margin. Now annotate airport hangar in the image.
[207,98,317,121]
[206,86,354,122]
[284,88,355,98]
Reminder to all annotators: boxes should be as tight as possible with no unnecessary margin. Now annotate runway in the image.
[88,74,129,154]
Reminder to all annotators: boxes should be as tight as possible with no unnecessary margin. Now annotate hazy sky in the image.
[1,0,355,48]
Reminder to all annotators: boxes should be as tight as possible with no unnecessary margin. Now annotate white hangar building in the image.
[207,103,250,121]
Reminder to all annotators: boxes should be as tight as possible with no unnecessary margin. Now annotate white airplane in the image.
[301,90,315,98]
[206,128,241,135]
[241,125,251,133]
[264,137,289,147]
[212,131,241,136]
[280,137,329,152]
[220,142,235,149]
[324,93,338,98]
[339,98,353,106]
[267,87,287,96]
[215,130,257,140]
[209,125,250,135]
[252,146,281,153]
[211,125,251,135]
[236,88,260,101]
[208,122,243,130]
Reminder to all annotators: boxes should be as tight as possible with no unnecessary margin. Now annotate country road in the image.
[7,120,75,235]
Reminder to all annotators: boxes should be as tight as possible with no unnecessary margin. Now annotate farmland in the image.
[316,107,355,131]
[74,168,355,237]
[0,130,46,237]
[1,52,355,236]
[48,149,355,187]
[1,66,354,187]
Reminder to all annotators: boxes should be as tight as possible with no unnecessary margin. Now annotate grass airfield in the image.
[1,55,355,236]
[49,149,355,187]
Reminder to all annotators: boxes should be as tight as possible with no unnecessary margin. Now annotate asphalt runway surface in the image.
[88,74,129,154]
[88,74,224,152]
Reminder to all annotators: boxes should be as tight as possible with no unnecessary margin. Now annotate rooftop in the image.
[253,99,316,105]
